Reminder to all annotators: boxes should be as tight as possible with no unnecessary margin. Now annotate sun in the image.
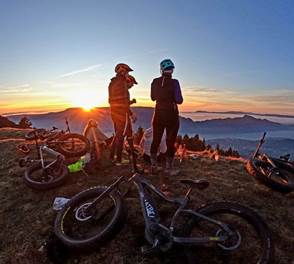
[67,89,108,111]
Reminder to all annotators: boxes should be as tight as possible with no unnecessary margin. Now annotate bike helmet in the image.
[160,59,175,71]
[115,63,133,74]
[126,75,138,85]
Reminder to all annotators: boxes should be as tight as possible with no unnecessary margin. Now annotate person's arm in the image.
[151,79,157,101]
[174,80,183,104]
[108,81,113,104]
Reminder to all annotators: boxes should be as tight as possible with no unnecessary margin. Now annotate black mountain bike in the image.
[25,119,90,158]
[54,163,273,263]
[246,132,294,193]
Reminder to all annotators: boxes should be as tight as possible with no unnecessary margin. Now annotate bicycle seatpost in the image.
[42,146,65,160]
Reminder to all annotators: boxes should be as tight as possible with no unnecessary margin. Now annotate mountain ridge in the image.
[7,107,294,136]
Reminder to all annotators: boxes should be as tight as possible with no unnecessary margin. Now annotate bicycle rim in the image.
[182,203,272,264]
[56,188,124,248]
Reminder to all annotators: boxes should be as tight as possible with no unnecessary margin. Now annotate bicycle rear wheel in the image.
[54,186,125,250]
[24,161,68,190]
[56,133,90,157]
[178,202,273,264]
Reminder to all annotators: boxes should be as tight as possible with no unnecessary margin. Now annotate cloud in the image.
[0,84,32,94]
[59,64,102,78]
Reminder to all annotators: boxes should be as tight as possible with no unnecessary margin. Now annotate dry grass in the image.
[0,129,293,263]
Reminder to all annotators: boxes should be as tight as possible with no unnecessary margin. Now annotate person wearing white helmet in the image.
[150,59,183,176]
[108,64,137,165]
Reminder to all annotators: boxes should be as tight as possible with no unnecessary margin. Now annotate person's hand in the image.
[131,112,137,123]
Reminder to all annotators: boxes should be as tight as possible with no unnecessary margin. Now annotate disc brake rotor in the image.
[74,202,93,222]
[216,228,242,251]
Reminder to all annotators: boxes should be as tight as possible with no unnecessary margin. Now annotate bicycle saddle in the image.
[179,179,209,190]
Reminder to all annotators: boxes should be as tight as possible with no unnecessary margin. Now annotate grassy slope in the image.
[0,128,293,264]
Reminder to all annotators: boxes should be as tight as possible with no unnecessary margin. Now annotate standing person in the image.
[150,59,183,176]
[108,63,137,165]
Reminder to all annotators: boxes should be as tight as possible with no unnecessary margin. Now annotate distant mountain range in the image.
[7,107,294,137]
[188,110,294,119]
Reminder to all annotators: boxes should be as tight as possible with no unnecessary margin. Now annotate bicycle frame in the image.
[38,145,65,170]
[85,172,234,249]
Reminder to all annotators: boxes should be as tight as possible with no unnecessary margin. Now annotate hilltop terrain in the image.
[0,128,293,264]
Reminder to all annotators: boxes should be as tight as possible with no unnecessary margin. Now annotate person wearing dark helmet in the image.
[150,59,183,176]
[108,63,137,165]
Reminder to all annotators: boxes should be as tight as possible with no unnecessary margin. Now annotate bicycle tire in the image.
[246,159,294,193]
[24,161,68,190]
[54,186,125,250]
[179,202,273,264]
[55,133,90,157]
[25,129,47,140]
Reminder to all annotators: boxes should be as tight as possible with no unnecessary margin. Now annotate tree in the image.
[18,117,32,129]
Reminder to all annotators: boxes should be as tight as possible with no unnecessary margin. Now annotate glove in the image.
[129,98,136,105]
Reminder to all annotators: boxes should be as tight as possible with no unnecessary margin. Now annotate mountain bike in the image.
[24,119,90,158]
[246,132,294,193]
[19,143,69,190]
[54,163,273,263]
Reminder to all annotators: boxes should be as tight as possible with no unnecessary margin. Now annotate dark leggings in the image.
[150,109,179,158]
[110,107,133,162]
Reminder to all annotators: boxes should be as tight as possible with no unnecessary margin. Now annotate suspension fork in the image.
[84,175,127,215]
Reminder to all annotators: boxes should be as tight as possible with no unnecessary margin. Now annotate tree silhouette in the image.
[18,117,32,128]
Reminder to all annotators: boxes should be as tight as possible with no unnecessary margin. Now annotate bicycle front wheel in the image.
[56,133,90,157]
[24,161,68,190]
[180,202,273,264]
[54,186,125,250]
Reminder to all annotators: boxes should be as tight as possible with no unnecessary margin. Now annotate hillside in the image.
[0,128,293,263]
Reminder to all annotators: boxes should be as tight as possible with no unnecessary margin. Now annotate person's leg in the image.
[150,112,165,173]
[165,115,180,175]
[109,111,118,160]
[111,109,127,163]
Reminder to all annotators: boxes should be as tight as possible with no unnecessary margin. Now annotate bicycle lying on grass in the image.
[246,132,294,193]
[54,159,273,263]
[18,121,90,190]
[24,119,90,158]
[19,141,69,190]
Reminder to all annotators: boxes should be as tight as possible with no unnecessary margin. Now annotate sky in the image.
[0,0,294,115]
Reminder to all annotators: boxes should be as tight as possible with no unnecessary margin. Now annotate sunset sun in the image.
[67,89,108,111]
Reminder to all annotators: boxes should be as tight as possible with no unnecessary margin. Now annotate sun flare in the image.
[67,89,108,111]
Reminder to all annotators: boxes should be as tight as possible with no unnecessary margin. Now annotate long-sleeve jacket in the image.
[151,74,183,110]
[108,75,129,106]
